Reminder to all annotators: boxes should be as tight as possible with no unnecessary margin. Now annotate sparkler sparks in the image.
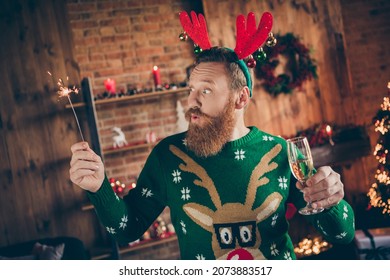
[48,71,85,142]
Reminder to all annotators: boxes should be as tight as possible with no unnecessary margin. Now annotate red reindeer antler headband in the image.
[234,12,273,59]
[179,11,276,97]
[179,11,212,50]
[179,11,275,60]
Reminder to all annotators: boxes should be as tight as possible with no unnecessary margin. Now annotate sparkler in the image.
[48,71,85,142]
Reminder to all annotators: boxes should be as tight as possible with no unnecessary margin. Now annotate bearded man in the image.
[69,47,355,260]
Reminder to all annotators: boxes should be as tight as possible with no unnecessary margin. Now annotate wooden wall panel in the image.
[0,0,100,248]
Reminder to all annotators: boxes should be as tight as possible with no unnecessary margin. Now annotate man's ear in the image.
[235,86,250,109]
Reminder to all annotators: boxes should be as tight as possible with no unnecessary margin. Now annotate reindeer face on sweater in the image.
[170,144,282,260]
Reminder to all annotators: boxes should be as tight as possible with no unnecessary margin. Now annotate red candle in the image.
[325,125,335,146]
[152,66,161,87]
[104,78,116,93]
[325,125,332,137]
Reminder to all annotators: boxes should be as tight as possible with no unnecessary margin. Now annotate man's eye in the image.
[202,89,211,94]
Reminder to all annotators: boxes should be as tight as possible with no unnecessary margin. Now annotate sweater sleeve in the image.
[288,175,355,244]
[87,147,167,246]
[305,200,355,244]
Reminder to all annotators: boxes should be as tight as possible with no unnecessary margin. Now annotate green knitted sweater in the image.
[88,127,355,260]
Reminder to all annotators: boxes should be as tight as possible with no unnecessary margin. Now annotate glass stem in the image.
[302,180,313,209]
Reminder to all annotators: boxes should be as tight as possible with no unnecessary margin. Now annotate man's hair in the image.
[194,47,252,94]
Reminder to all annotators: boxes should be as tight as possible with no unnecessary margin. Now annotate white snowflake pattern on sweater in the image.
[283,251,292,260]
[119,215,128,230]
[181,187,191,200]
[180,220,187,234]
[343,205,349,220]
[106,227,116,234]
[270,243,279,256]
[335,232,347,239]
[141,188,153,198]
[234,149,246,160]
[278,176,288,190]
[262,135,274,141]
[271,214,278,227]
[172,170,182,183]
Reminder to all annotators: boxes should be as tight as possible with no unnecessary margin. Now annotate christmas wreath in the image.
[255,33,318,96]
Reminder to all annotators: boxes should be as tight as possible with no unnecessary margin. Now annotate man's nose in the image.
[187,90,201,109]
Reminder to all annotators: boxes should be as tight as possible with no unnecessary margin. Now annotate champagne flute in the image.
[286,136,324,215]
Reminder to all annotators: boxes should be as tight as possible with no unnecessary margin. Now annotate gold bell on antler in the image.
[266,32,277,47]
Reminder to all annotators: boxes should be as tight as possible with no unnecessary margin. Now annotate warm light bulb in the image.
[294,236,332,257]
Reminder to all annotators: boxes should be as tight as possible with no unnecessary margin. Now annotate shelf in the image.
[66,87,189,108]
[311,138,371,167]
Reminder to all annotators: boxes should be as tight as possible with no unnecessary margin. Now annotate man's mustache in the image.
[185,107,211,120]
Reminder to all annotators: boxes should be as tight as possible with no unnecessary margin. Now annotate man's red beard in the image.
[185,97,235,158]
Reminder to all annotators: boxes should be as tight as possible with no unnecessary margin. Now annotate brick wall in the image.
[67,0,196,93]
[66,0,196,183]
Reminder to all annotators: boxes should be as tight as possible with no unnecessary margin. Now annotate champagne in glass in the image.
[287,136,324,215]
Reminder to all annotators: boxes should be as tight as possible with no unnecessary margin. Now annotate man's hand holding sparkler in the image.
[48,72,102,191]
[70,142,104,193]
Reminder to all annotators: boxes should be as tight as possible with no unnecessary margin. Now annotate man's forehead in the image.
[189,63,226,83]
[194,61,225,70]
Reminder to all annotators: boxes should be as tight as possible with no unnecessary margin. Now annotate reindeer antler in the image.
[246,144,282,208]
[170,145,221,208]
[234,12,273,59]
[179,11,212,50]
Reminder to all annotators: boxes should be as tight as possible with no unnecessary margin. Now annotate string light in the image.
[294,236,332,258]
[375,117,389,135]
[368,82,390,215]
[375,170,390,185]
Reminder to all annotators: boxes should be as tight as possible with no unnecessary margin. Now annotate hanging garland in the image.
[255,33,318,96]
